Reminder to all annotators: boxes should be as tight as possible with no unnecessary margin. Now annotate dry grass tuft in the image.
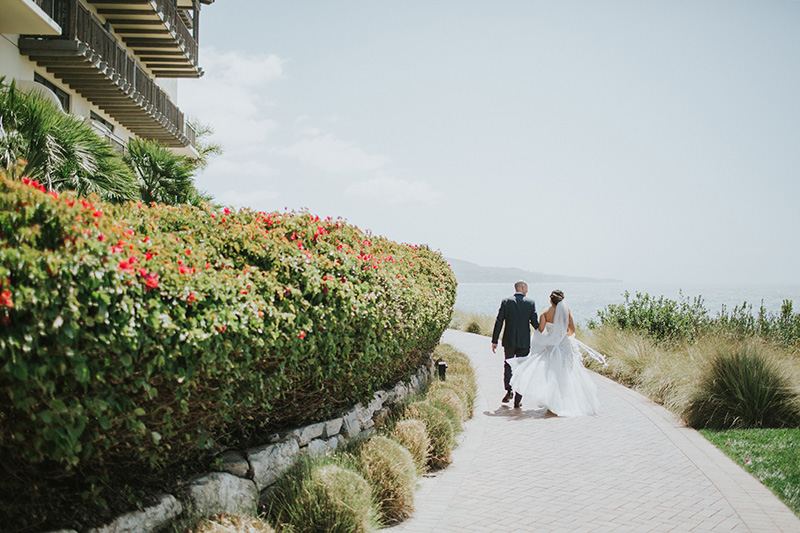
[359,436,418,524]
[449,310,494,337]
[391,419,430,472]
[265,457,378,533]
[404,401,455,469]
[426,386,467,423]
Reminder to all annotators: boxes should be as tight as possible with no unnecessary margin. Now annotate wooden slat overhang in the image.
[19,37,192,148]
[86,0,202,78]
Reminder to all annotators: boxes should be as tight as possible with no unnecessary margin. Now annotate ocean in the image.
[455,282,800,326]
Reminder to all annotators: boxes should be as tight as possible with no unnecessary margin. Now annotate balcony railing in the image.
[149,0,198,64]
[19,0,194,149]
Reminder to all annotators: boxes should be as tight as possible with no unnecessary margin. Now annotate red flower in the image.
[98,234,106,242]
[93,210,102,218]
[144,274,158,289]
[240,289,248,295]
[298,331,306,339]
[118,259,135,271]
[110,245,124,254]
[216,325,226,332]
[187,292,198,303]
[258,310,265,317]
[224,207,231,215]
[179,264,190,275]
[145,252,154,261]
[0,290,13,308]
[185,249,191,256]
[205,262,211,270]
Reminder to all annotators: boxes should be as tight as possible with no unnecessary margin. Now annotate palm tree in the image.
[0,77,136,200]
[125,137,198,205]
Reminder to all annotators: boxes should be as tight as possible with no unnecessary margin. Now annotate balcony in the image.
[86,0,202,78]
[19,0,195,148]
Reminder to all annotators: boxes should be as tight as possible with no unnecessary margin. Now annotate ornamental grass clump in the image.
[449,310,494,337]
[390,419,430,473]
[684,342,800,429]
[431,344,477,416]
[404,401,455,469]
[265,456,379,533]
[426,387,467,424]
[358,436,418,524]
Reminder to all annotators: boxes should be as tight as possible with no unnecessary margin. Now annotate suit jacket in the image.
[491,293,539,349]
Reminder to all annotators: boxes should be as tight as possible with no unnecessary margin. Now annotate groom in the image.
[491,280,539,408]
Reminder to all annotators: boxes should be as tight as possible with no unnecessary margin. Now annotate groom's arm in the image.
[530,302,539,330]
[491,301,505,352]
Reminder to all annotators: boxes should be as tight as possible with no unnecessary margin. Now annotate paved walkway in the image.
[387,330,800,532]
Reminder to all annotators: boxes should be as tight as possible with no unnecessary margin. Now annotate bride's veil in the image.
[532,302,570,348]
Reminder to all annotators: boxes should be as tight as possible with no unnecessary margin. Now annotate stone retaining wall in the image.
[59,360,433,533]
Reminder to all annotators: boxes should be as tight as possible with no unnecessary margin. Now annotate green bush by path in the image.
[265,456,379,533]
[590,291,800,348]
[0,175,455,527]
[701,429,800,518]
[358,436,417,524]
[403,401,455,469]
[390,419,430,473]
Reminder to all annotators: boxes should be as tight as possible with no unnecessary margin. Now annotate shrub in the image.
[592,291,800,349]
[390,419,430,473]
[404,401,455,469]
[428,344,476,418]
[265,457,379,533]
[684,342,800,429]
[592,291,710,343]
[0,176,456,528]
[358,436,417,524]
[426,387,467,423]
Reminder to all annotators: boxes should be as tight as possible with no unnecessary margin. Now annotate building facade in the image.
[0,0,213,156]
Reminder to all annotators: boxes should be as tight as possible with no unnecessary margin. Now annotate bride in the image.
[507,290,605,417]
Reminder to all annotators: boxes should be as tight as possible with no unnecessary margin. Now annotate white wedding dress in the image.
[507,303,602,417]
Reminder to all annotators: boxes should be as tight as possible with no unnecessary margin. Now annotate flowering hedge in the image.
[0,176,456,475]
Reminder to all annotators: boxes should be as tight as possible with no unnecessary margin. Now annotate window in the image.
[90,111,115,133]
[33,72,70,112]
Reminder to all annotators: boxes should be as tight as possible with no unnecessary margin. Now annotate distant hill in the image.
[446,258,621,284]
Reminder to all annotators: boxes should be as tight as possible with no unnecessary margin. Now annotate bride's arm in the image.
[567,310,575,336]
[537,312,547,332]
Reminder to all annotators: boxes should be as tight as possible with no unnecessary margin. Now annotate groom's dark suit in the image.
[492,292,539,404]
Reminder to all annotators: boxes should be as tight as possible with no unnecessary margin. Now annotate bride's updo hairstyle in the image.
[550,290,565,305]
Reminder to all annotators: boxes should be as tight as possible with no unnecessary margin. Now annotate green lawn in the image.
[700,428,800,518]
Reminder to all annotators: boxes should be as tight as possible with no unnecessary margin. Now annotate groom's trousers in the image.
[504,345,530,393]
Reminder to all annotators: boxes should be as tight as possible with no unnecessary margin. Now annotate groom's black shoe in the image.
[502,390,513,403]
[514,393,522,409]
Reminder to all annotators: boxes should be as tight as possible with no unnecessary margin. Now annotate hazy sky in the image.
[179,1,800,285]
